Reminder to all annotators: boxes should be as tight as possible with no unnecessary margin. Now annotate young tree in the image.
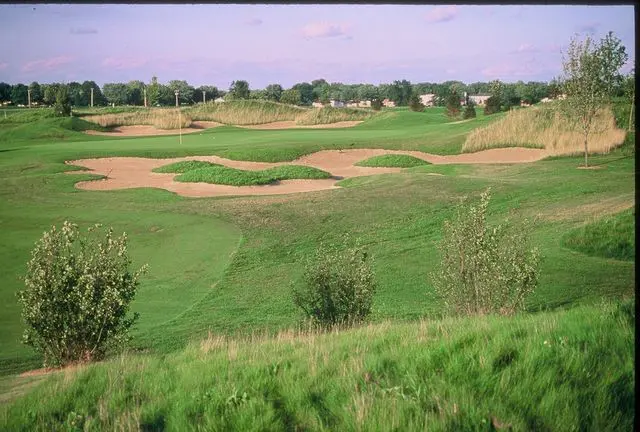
[445,90,461,119]
[229,80,250,99]
[408,94,425,112]
[264,84,283,102]
[10,84,28,105]
[17,221,146,367]
[53,85,72,116]
[463,100,477,119]
[371,98,383,111]
[28,82,42,104]
[147,76,160,106]
[624,70,635,132]
[280,88,302,106]
[484,96,502,115]
[292,82,314,105]
[43,84,60,106]
[559,32,628,167]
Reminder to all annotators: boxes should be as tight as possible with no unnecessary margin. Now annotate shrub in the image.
[445,92,461,119]
[484,96,502,115]
[408,94,425,112]
[53,86,71,117]
[292,242,377,328]
[371,98,383,111]
[17,221,147,367]
[430,189,540,316]
[463,102,477,119]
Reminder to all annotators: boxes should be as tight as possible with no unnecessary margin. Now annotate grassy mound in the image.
[186,100,308,126]
[175,164,332,186]
[355,154,430,168]
[1,300,633,430]
[295,106,376,125]
[0,117,108,144]
[562,207,635,261]
[463,104,626,155]
[152,160,221,174]
[82,109,192,130]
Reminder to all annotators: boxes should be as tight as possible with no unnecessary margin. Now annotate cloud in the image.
[301,22,351,39]
[425,5,458,23]
[22,56,74,72]
[101,56,148,70]
[70,27,98,35]
[0,62,7,70]
[514,43,539,53]
[576,21,600,34]
[244,18,263,26]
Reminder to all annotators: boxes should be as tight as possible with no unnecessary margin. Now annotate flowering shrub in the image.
[17,221,147,367]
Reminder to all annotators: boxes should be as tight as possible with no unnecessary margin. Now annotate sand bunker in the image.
[235,121,363,130]
[84,121,223,137]
[65,147,547,198]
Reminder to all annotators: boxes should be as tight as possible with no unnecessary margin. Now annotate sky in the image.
[0,4,635,89]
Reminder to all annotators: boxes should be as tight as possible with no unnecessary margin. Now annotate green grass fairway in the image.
[0,107,634,388]
[175,165,332,186]
[355,154,431,168]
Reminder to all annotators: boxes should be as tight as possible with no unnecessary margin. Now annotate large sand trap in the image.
[65,147,547,198]
[235,121,363,130]
[84,121,223,137]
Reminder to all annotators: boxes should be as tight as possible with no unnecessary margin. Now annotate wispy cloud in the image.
[70,27,98,35]
[425,5,458,23]
[244,18,263,26]
[101,56,148,70]
[576,21,599,34]
[301,22,351,39]
[514,43,539,53]
[22,56,74,72]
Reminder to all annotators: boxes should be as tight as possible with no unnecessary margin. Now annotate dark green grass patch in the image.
[175,165,332,186]
[355,154,431,168]
[151,160,222,174]
[562,207,635,261]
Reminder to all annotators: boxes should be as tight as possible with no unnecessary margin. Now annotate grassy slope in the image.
[175,165,331,186]
[0,109,634,379]
[355,154,430,168]
[0,300,634,430]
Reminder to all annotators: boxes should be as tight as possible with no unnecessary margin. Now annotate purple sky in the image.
[0,4,635,89]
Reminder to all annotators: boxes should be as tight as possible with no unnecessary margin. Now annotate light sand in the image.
[65,147,547,198]
[84,121,223,137]
[235,121,363,130]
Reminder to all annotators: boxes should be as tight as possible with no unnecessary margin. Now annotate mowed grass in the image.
[562,207,635,261]
[0,300,634,431]
[151,160,221,173]
[355,154,430,168]
[175,165,332,186]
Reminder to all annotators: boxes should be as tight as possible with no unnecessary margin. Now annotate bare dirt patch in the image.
[65,147,547,198]
[235,121,363,130]
[84,121,223,137]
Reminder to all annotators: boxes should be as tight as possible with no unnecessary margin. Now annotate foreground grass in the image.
[151,160,221,173]
[355,154,430,168]
[562,207,635,261]
[1,300,634,431]
[175,165,332,186]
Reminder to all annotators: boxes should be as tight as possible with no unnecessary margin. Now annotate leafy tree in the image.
[430,189,540,316]
[484,96,502,115]
[158,84,175,106]
[68,82,87,106]
[547,78,562,99]
[249,89,266,100]
[195,86,219,103]
[147,76,160,106]
[624,70,635,131]
[82,81,106,106]
[408,94,425,112]
[43,84,60,105]
[292,240,377,328]
[168,80,195,104]
[0,82,11,102]
[28,82,42,104]
[53,85,71,117]
[357,84,379,102]
[445,90,461,119]
[463,100,477,119]
[280,88,302,106]
[264,84,283,102]
[292,82,314,105]
[102,83,129,106]
[229,80,250,99]
[559,32,628,167]
[125,80,145,105]
[10,84,28,105]
[371,98,383,111]
[17,221,146,367]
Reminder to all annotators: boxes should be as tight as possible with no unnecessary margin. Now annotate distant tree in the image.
[547,78,562,99]
[53,85,71,117]
[147,76,160,106]
[484,96,502,115]
[408,94,425,112]
[67,82,87,106]
[264,84,283,102]
[501,84,520,110]
[168,80,195,104]
[0,82,11,102]
[229,80,250,99]
[28,82,42,104]
[371,98,383,111]
[280,88,302,106]
[125,80,145,105]
[82,81,106,106]
[10,84,28,105]
[195,86,219,103]
[445,90,461,119]
[463,100,477,119]
[357,84,379,102]
[102,83,129,106]
[292,82,314,105]
[157,84,175,106]
[559,31,629,167]
[43,84,60,105]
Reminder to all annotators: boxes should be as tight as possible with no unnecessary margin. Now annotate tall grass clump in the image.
[355,154,430,168]
[463,104,626,155]
[295,106,377,125]
[562,207,635,261]
[431,188,541,316]
[174,165,331,186]
[292,240,377,328]
[185,100,307,125]
[83,109,192,130]
[152,161,222,174]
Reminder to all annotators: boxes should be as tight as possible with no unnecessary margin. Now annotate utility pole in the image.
[202,90,206,104]
[27,89,31,108]
[90,87,94,107]
[174,90,179,107]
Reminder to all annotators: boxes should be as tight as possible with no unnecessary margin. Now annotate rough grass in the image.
[562,207,635,261]
[295,106,377,125]
[0,299,634,431]
[175,165,332,186]
[185,100,308,125]
[463,104,627,155]
[355,154,430,168]
[83,109,192,130]
[151,160,222,174]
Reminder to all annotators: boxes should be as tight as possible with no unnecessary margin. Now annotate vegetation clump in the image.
[355,154,430,168]
[408,94,425,112]
[175,164,332,186]
[463,101,477,119]
[17,221,146,367]
[152,160,221,173]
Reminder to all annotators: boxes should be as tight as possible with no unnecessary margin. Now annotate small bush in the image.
[483,96,502,115]
[445,92,461,119]
[463,102,477,119]
[292,242,377,328]
[408,94,425,112]
[53,87,71,118]
[371,98,383,111]
[17,221,147,367]
[430,189,541,316]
